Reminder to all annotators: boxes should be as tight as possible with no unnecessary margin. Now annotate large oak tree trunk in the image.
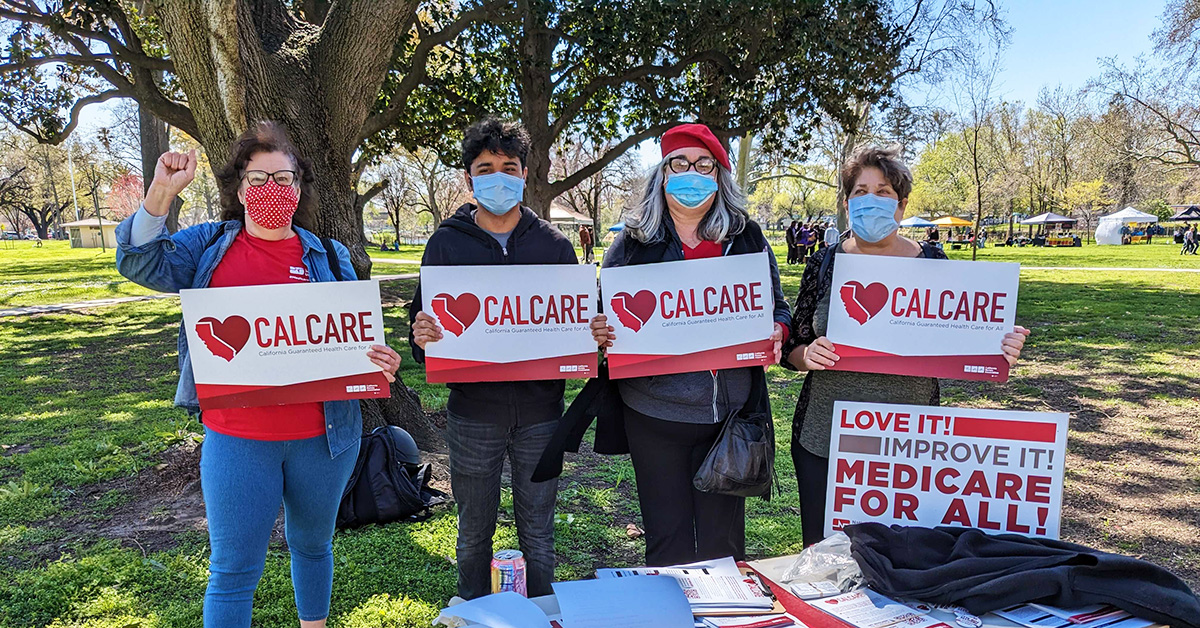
[360,382,444,452]
[151,0,418,278]
[519,18,555,220]
[152,0,441,441]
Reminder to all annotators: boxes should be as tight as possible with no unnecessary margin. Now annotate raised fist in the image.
[152,150,197,199]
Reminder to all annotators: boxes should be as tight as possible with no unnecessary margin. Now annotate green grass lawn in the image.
[368,245,428,261]
[1,239,1199,626]
[771,240,1200,270]
[0,241,157,308]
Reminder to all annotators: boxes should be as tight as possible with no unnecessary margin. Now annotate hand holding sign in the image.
[366,344,402,383]
[1003,326,1031,366]
[412,311,443,349]
[591,313,615,348]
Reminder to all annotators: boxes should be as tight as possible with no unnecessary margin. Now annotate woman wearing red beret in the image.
[589,124,791,566]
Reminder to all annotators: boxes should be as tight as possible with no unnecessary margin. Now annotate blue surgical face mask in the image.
[848,193,900,243]
[665,172,719,208]
[471,172,525,216]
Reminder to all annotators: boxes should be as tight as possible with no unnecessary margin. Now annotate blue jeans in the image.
[199,428,359,626]
[446,414,559,599]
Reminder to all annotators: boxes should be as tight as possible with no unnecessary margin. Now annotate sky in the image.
[63,1,1171,167]
[989,0,1167,106]
[638,0,1171,166]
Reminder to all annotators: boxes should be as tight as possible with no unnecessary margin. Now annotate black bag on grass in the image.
[336,427,447,529]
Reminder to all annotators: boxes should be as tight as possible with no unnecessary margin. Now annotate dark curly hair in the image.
[840,145,913,202]
[216,121,317,229]
[461,117,530,171]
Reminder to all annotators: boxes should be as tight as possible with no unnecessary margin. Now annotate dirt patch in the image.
[17,434,457,567]
[960,369,1200,589]
[58,441,209,558]
[0,444,32,457]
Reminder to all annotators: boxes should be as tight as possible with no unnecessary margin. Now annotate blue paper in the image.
[553,575,694,628]
[441,591,551,628]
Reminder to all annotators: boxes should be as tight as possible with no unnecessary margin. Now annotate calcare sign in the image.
[601,252,776,379]
[420,264,599,383]
[826,254,1020,381]
[180,279,390,409]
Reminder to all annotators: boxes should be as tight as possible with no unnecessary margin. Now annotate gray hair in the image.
[626,157,750,244]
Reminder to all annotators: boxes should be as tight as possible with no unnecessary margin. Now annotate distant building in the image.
[62,218,119,249]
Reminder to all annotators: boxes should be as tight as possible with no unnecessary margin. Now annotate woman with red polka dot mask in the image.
[115,121,402,628]
[239,160,302,232]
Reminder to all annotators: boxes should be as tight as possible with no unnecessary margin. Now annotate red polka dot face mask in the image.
[245,183,300,230]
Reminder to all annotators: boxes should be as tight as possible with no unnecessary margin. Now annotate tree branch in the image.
[3,89,124,145]
[548,121,679,198]
[550,50,736,141]
[0,5,175,72]
[358,179,388,206]
[358,0,516,144]
[750,170,836,188]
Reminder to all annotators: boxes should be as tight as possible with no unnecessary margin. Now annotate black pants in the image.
[792,442,829,547]
[786,244,798,264]
[624,406,746,566]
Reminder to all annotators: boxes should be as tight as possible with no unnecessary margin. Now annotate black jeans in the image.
[792,442,829,547]
[624,406,746,566]
[446,413,559,599]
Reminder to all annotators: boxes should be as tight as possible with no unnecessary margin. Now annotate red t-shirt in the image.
[682,239,788,345]
[203,230,326,441]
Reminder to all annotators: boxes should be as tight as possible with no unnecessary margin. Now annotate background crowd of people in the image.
[784,219,839,264]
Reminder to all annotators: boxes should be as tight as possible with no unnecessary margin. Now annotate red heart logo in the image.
[825,599,840,605]
[610,290,657,332]
[839,281,889,325]
[431,292,481,337]
[195,315,251,362]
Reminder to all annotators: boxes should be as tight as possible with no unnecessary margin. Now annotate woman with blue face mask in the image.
[588,123,791,565]
[778,146,1031,547]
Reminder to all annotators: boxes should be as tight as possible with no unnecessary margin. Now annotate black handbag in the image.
[693,366,776,499]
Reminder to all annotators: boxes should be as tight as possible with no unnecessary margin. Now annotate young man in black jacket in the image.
[409,118,595,600]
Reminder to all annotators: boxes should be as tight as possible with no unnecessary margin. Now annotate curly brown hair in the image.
[840,145,913,202]
[216,121,317,229]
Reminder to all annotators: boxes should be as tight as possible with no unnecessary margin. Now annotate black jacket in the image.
[846,523,1200,628]
[409,203,578,425]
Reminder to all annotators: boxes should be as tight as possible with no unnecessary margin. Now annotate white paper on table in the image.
[436,591,551,628]
[788,581,842,600]
[596,556,742,579]
[808,589,940,628]
[596,556,770,610]
[553,575,694,628]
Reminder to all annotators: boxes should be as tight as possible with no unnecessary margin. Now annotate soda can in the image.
[490,550,527,596]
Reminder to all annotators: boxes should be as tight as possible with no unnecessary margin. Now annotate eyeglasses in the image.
[666,155,718,175]
[242,170,297,187]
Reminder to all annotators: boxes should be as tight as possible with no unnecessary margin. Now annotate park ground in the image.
[0,239,1198,626]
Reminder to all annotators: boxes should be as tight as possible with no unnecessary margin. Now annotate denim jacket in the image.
[114,214,363,458]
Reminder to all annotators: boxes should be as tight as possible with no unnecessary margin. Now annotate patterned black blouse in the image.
[780,241,947,458]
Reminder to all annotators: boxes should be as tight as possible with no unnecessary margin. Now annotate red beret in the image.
[660,123,731,171]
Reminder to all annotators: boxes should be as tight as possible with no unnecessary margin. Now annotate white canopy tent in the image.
[1019,212,1076,225]
[899,216,937,228]
[548,205,593,226]
[1096,207,1158,245]
[1100,207,1158,224]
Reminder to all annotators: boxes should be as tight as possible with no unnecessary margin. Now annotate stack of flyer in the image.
[698,616,797,628]
[807,589,951,628]
[597,557,776,615]
[993,603,1155,628]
